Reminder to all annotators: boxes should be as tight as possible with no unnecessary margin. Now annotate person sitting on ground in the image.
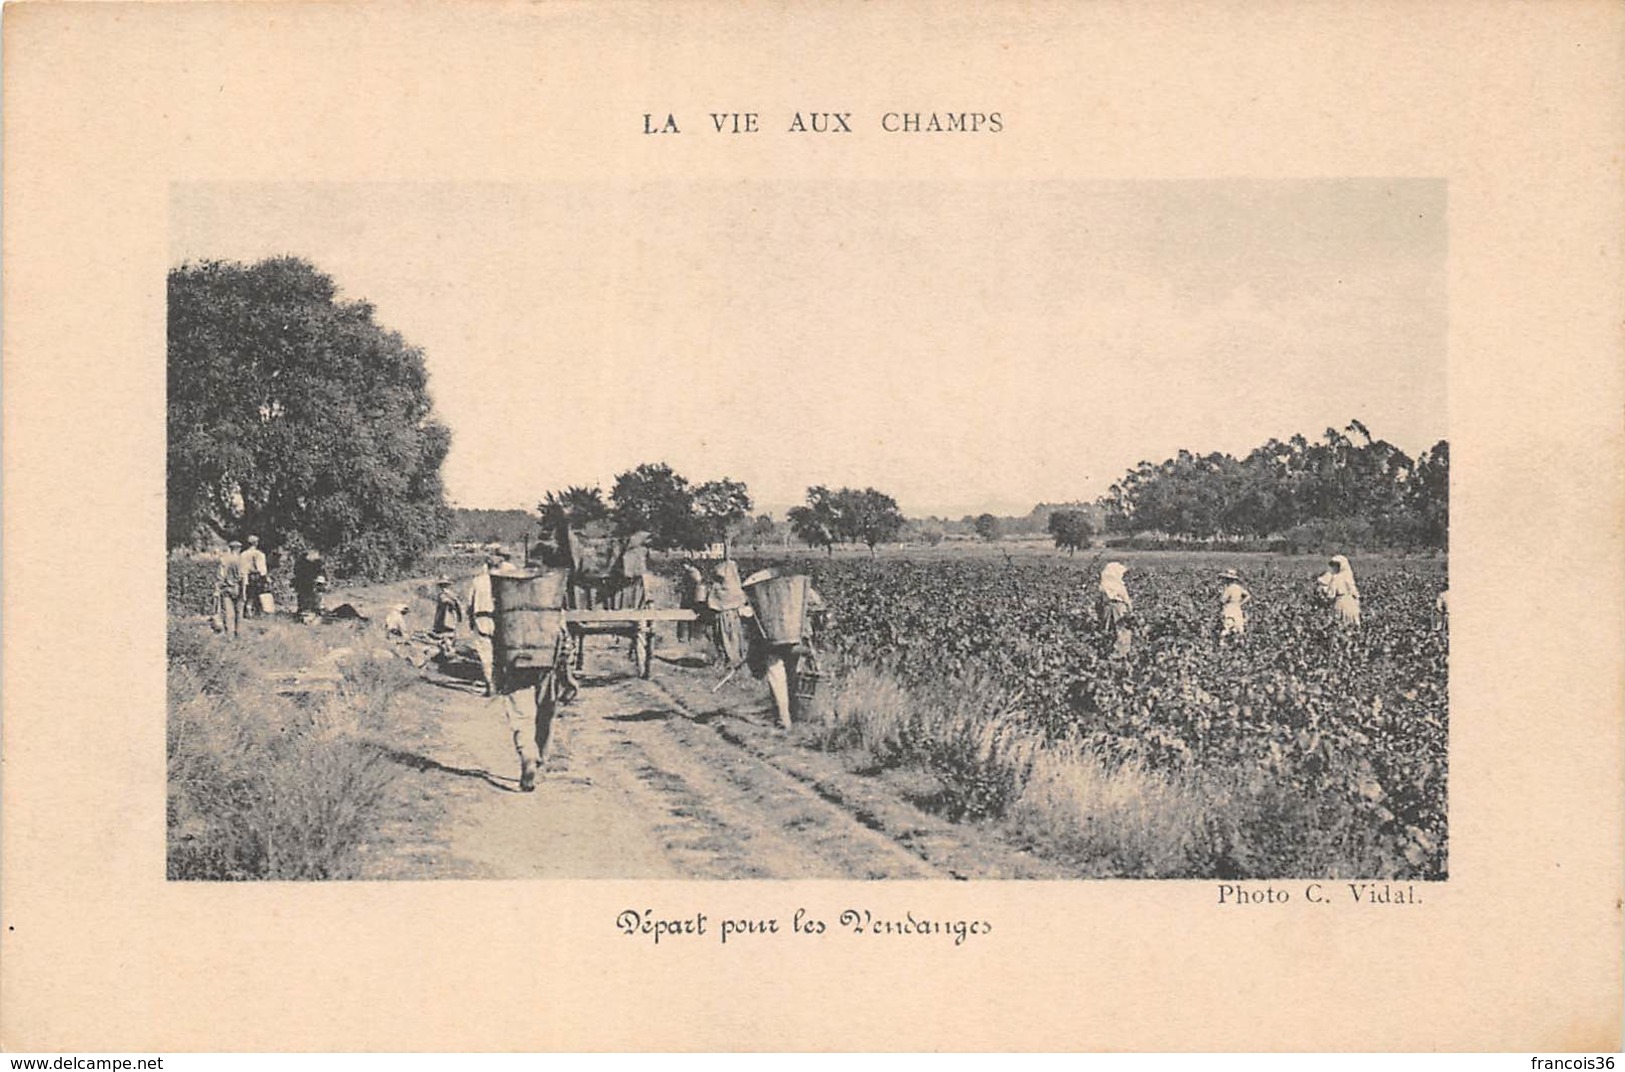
[385,602,411,638]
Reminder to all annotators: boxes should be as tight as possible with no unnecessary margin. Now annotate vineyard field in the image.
[733,551,1448,879]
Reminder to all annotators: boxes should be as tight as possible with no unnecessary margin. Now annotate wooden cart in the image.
[563,607,697,679]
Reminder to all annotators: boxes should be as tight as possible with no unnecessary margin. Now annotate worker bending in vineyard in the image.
[1217,568,1252,638]
[1098,561,1134,657]
[1316,554,1362,628]
[741,568,830,730]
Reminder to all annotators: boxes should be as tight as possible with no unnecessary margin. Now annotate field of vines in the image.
[740,551,1448,879]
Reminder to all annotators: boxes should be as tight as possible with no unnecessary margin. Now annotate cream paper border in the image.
[3,1,1621,1052]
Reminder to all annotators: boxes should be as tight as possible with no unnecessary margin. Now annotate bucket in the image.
[792,650,822,706]
[744,574,809,645]
[492,568,569,666]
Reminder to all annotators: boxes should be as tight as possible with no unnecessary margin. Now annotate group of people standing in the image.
[1093,553,1400,656]
[212,535,270,638]
[212,535,332,638]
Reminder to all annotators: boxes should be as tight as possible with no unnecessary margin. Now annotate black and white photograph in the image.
[167,180,1448,883]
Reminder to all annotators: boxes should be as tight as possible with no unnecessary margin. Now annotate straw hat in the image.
[436,575,452,586]
[1218,569,1241,582]
[742,568,779,587]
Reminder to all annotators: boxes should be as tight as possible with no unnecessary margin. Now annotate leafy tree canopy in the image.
[167,257,453,577]
[1047,509,1094,555]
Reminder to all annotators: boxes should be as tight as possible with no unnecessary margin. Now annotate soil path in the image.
[358,629,1067,880]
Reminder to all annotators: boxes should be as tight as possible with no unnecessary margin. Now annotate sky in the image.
[170,180,1446,518]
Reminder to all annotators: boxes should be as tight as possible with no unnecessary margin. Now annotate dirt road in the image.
[356,633,1067,880]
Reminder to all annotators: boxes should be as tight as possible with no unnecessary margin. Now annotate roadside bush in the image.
[166,619,410,880]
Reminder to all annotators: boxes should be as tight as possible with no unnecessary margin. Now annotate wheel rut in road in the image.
[365,641,1061,880]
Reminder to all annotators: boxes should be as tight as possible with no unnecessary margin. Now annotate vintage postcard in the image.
[3,1,1621,1053]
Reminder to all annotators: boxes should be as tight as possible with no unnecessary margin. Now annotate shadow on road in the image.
[606,707,669,724]
[367,743,523,792]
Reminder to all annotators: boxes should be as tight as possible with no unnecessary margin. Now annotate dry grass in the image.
[808,658,1216,876]
[167,617,423,880]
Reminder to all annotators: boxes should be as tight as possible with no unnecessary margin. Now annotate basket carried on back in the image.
[744,574,810,646]
[491,568,569,669]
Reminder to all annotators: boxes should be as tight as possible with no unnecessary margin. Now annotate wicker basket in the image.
[492,568,569,668]
[744,574,809,645]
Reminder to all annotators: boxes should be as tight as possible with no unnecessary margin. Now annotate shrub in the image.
[166,619,411,880]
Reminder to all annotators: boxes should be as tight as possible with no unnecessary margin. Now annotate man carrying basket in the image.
[741,569,830,730]
[486,562,576,792]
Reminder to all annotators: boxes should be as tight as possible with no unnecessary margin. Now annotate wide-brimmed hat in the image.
[246,534,260,545]
[436,575,452,586]
[227,540,243,549]
[1218,569,1241,582]
[742,568,778,587]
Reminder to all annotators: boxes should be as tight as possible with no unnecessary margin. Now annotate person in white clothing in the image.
[240,534,270,617]
[467,557,498,696]
[1318,554,1361,628]
[1218,568,1251,637]
[1097,561,1134,657]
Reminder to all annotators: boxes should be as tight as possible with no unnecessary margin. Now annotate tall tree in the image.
[1047,510,1094,555]
[788,486,841,556]
[747,514,780,550]
[974,513,1002,541]
[693,477,755,551]
[538,485,610,532]
[835,487,905,556]
[167,257,453,577]
[609,463,702,550]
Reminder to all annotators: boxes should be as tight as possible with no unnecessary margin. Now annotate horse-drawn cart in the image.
[562,607,697,678]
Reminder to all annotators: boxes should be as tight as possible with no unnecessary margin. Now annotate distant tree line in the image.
[167,259,1445,582]
[1100,421,1448,550]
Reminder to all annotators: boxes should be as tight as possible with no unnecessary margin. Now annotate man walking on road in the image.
[241,534,269,617]
[215,539,245,638]
[467,556,499,696]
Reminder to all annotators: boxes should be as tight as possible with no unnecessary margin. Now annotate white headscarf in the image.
[1099,561,1131,608]
[1327,554,1359,600]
